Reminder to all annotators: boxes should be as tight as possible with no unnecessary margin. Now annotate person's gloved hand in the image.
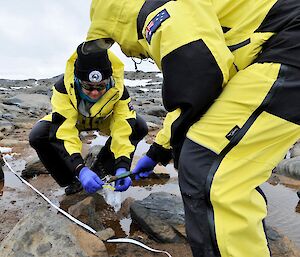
[79,167,104,194]
[132,155,157,180]
[114,168,132,192]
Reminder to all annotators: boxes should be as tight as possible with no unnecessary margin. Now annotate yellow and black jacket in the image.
[42,50,136,174]
[87,0,300,165]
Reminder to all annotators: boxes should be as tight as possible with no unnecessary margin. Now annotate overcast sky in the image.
[0,0,157,80]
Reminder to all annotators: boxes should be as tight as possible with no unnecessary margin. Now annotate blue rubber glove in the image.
[114,168,132,192]
[132,155,157,180]
[79,167,104,194]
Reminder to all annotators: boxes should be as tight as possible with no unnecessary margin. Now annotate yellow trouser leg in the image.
[185,62,300,256]
[211,112,300,256]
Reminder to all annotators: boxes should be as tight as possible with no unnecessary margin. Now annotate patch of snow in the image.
[0,147,12,154]
[138,88,149,92]
[124,79,152,88]
[10,86,32,90]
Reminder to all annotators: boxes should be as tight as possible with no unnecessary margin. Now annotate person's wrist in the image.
[115,167,127,176]
[75,164,85,176]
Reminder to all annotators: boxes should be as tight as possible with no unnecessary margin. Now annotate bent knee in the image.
[29,121,51,148]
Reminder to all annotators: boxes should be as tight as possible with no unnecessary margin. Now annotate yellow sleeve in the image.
[110,90,136,160]
[50,87,82,156]
[155,108,181,149]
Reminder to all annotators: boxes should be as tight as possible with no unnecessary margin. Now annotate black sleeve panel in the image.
[49,112,84,174]
[120,86,130,100]
[147,142,172,166]
[161,39,223,162]
[54,75,67,94]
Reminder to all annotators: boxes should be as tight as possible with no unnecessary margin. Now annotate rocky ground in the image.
[0,72,300,257]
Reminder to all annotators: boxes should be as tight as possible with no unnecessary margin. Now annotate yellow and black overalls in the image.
[29,50,147,187]
[87,0,300,256]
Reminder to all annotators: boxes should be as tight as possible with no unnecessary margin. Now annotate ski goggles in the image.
[79,78,110,92]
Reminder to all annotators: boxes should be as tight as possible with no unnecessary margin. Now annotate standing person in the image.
[29,43,148,195]
[82,0,300,256]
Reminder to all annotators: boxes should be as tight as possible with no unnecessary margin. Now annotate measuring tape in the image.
[2,156,172,257]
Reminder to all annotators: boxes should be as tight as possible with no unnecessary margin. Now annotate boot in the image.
[65,178,83,195]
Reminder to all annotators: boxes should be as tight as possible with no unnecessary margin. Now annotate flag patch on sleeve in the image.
[145,9,170,44]
[128,101,134,111]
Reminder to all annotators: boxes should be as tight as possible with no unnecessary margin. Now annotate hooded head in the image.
[74,43,113,103]
[86,0,149,58]
[74,43,112,82]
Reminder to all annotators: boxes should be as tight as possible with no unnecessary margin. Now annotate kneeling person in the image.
[29,43,148,195]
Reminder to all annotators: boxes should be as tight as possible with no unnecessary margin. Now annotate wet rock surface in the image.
[0,72,300,256]
[131,192,300,257]
[275,141,300,180]
[0,206,108,257]
[130,192,185,243]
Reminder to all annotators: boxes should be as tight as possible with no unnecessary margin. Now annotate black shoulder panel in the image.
[255,0,300,69]
[54,75,67,94]
[161,39,223,161]
[120,86,130,100]
[266,64,300,125]
[137,0,175,39]
[256,0,300,33]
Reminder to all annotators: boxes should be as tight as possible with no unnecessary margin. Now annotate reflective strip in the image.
[107,238,172,257]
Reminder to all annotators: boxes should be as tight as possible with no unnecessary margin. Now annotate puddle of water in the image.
[262,182,300,248]
[119,217,131,235]
[2,133,299,250]
[1,158,26,190]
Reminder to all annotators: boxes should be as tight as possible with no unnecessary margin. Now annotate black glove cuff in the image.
[115,156,131,171]
[146,142,172,166]
[67,153,84,176]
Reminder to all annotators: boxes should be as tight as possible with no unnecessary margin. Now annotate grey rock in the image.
[96,228,115,241]
[0,206,108,257]
[275,156,300,179]
[36,242,52,255]
[130,192,299,256]
[0,119,14,133]
[84,144,107,176]
[130,192,185,243]
[290,141,300,158]
[22,155,49,178]
[68,196,98,229]
[3,93,51,112]
[139,114,162,125]
[146,106,167,117]
[266,226,300,257]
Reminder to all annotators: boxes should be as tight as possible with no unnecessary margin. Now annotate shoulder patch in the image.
[145,9,170,44]
[128,101,134,111]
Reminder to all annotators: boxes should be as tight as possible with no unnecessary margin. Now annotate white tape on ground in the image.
[2,156,173,257]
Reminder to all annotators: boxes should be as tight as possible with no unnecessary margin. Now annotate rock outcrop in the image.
[0,206,108,257]
[131,192,300,257]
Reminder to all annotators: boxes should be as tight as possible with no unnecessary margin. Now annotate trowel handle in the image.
[106,171,132,183]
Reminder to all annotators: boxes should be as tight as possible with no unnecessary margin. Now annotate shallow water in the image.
[262,182,300,247]
[1,139,300,248]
